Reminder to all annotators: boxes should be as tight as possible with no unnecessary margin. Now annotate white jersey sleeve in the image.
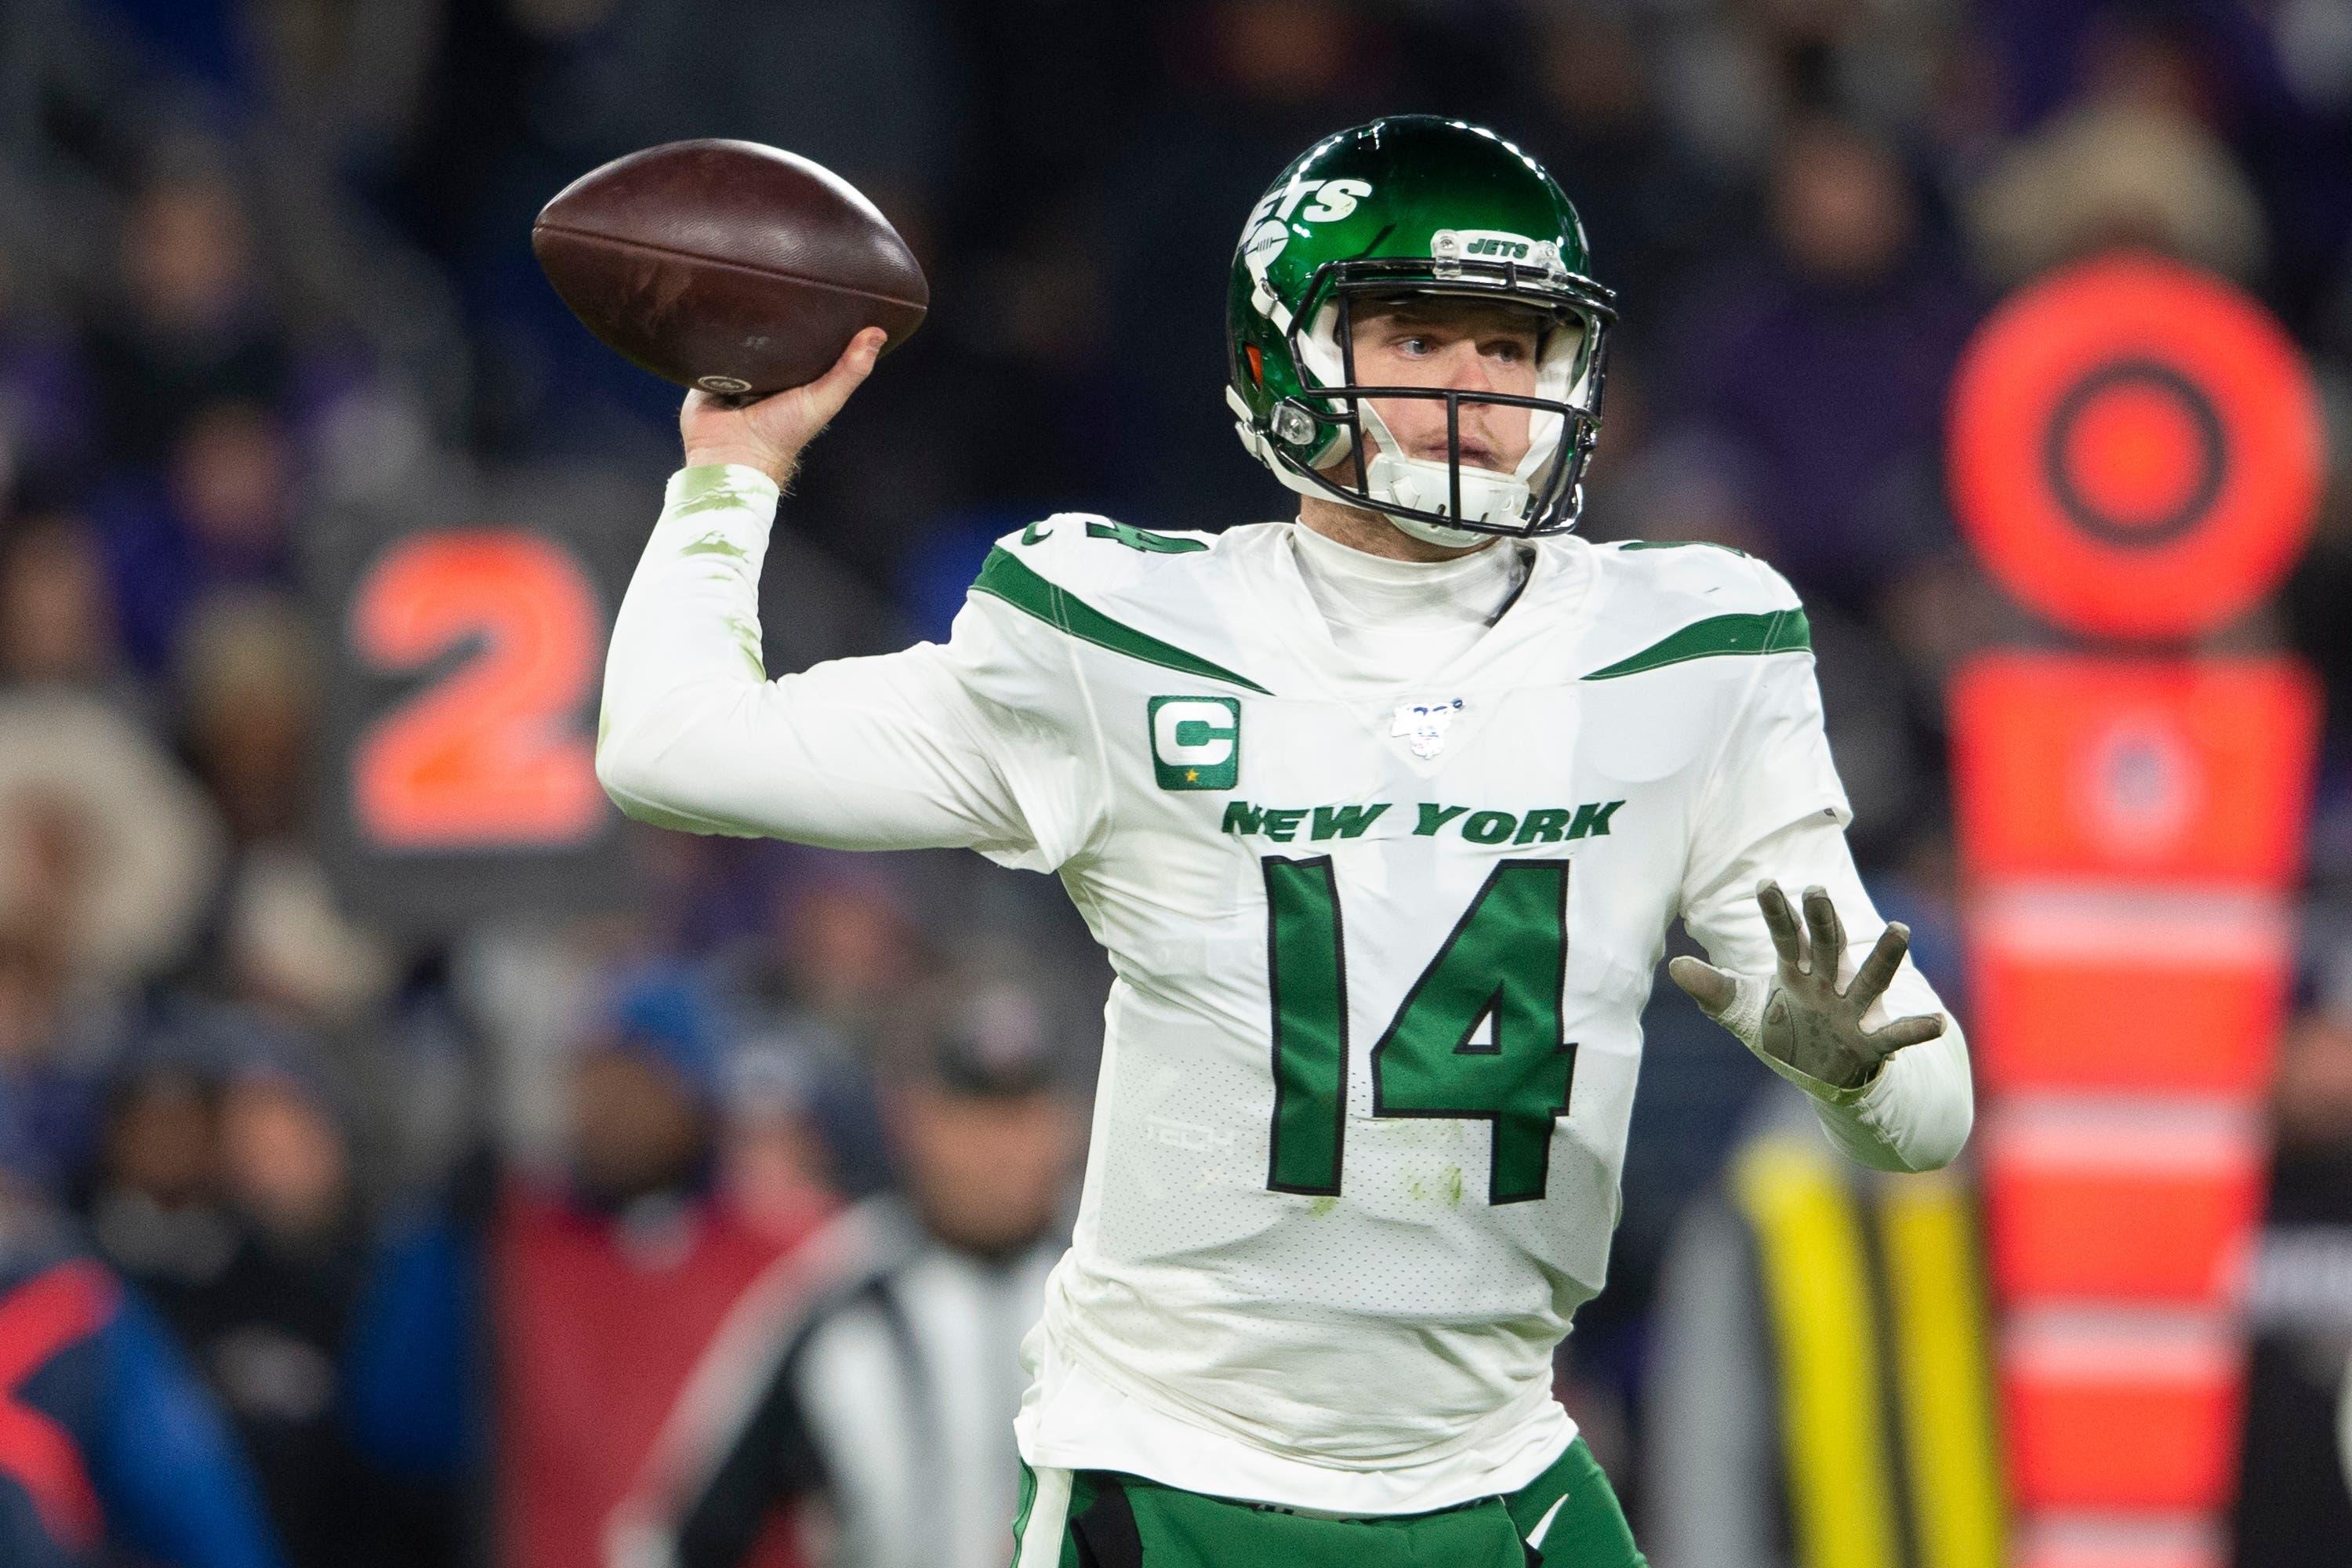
[1678,562,1972,1173]
[596,465,1101,869]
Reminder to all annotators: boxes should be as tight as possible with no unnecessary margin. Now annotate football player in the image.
[597,116,1971,1567]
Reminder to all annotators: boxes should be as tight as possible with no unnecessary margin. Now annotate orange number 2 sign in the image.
[350,528,608,851]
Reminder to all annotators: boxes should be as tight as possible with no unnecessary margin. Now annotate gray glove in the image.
[1669,880,1946,1094]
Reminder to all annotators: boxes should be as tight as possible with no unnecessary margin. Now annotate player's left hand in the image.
[1668,881,1946,1092]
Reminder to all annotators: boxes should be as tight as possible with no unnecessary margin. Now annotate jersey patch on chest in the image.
[1390,698,1467,759]
[1149,695,1241,789]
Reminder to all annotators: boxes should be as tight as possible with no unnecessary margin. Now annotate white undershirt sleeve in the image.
[595,465,1071,863]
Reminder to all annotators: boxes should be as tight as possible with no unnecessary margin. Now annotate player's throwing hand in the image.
[1669,881,1947,1091]
[680,326,888,489]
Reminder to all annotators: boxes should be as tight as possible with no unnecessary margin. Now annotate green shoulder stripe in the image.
[1613,538,1750,557]
[1581,608,1811,681]
[971,546,1272,694]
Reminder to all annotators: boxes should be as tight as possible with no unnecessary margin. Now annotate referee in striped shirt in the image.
[619,981,1083,1568]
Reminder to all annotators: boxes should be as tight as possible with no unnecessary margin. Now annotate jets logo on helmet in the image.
[1247,176,1376,229]
[1432,230,1565,271]
[1225,116,1616,546]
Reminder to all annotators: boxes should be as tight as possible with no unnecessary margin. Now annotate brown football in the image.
[532,140,927,398]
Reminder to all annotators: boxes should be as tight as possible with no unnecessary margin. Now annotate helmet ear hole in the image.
[1244,343,1265,387]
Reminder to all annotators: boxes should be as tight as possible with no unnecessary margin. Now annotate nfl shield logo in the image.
[1391,698,1465,759]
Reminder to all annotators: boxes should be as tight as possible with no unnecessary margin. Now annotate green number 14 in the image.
[1263,856,1576,1205]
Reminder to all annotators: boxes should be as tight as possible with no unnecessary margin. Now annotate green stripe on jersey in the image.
[1612,538,1748,556]
[971,546,1272,694]
[1581,608,1811,681]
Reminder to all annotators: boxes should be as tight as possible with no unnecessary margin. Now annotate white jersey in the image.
[597,466,1973,1516]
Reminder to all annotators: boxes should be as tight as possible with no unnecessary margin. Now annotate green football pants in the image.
[1008,1438,1646,1567]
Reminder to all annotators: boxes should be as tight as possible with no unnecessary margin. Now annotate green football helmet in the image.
[1226,116,1616,546]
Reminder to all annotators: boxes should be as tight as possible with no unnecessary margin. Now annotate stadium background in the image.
[2,0,2350,1563]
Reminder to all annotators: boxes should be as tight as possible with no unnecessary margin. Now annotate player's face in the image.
[1348,297,1544,474]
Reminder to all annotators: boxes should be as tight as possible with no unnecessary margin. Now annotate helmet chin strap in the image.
[1245,411,1537,550]
[1356,401,1526,549]
[1382,505,1497,550]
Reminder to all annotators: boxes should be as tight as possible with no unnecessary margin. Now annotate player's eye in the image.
[1395,335,1431,355]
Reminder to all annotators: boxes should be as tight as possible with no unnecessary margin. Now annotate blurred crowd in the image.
[2,0,2352,1564]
